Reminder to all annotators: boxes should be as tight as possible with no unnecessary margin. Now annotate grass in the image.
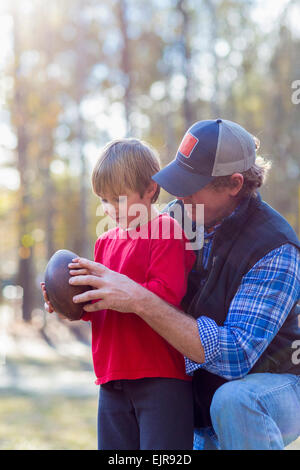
[0,393,98,450]
[0,311,99,450]
[1,313,299,451]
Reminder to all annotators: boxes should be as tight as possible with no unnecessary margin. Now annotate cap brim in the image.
[152,160,215,197]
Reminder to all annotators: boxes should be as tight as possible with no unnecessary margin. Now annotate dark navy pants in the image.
[98,377,194,450]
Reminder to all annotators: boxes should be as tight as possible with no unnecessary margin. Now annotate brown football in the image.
[44,249,92,321]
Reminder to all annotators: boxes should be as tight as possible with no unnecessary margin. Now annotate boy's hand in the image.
[40,281,71,320]
[40,282,54,314]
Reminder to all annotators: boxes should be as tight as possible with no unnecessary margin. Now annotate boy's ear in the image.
[146,181,158,198]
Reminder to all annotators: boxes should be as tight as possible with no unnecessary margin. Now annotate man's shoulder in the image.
[251,197,300,247]
[162,199,184,215]
[228,194,300,256]
[247,243,300,275]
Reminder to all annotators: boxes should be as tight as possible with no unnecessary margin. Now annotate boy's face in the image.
[100,188,152,229]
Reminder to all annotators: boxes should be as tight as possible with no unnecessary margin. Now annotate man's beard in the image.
[204,206,236,230]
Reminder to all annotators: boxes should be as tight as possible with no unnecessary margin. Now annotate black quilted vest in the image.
[165,192,300,427]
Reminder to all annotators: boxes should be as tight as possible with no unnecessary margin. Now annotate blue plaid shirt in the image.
[185,221,300,380]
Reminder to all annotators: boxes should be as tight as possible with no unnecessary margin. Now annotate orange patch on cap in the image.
[178,133,198,158]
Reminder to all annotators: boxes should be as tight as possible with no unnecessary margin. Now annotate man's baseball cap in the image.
[152,119,257,197]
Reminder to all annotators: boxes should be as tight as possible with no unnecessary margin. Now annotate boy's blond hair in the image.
[92,139,161,203]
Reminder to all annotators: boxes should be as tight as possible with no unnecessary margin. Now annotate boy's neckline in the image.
[118,206,162,232]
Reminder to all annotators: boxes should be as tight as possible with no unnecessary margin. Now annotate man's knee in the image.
[210,379,247,424]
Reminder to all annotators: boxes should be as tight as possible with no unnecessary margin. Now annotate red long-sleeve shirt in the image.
[83,213,196,385]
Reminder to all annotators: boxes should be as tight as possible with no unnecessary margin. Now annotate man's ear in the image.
[229,173,244,196]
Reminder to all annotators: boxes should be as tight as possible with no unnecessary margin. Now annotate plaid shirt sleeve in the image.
[185,243,300,380]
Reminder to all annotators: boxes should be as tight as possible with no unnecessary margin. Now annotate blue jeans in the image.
[194,373,300,450]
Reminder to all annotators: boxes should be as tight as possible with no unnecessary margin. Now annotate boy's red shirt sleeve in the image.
[140,217,196,307]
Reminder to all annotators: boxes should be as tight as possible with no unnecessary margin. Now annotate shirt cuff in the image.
[184,316,219,375]
[197,316,220,363]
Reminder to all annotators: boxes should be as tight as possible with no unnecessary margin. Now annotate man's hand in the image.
[68,257,148,313]
[68,257,104,277]
[68,257,204,363]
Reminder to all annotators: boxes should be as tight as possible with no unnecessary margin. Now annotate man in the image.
[70,119,300,450]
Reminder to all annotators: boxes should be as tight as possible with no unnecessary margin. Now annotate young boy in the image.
[42,138,195,450]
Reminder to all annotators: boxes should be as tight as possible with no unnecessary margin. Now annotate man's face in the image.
[177,184,236,227]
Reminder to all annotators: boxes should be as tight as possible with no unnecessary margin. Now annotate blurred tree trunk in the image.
[177,0,194,129]
[204,0,221,117]
[269,23,296,216]
[165,69,177,163]
[74,0,88,258]
[12,6,35,322]
[39,4,56,261]
[117,0,133,136]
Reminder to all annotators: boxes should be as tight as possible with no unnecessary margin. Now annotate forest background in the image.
[0,0,299,450]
